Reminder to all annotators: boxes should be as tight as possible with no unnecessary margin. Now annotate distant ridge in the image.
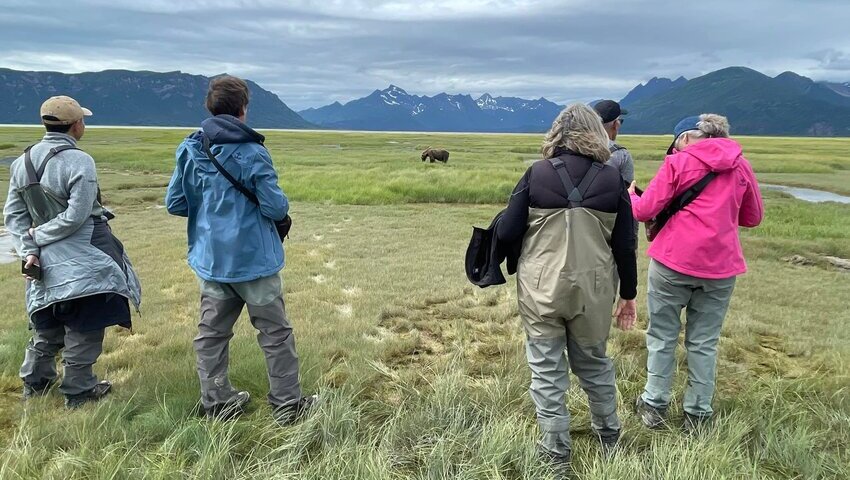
[0,69,313,129]
[622,67,850,136]
[620,76,688,107]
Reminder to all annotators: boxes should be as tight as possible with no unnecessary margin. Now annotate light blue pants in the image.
[641,260,736,417]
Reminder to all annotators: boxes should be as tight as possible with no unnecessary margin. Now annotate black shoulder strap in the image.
[655,172,719,227]
[548,158,577,201]
[609,143,626,153]
[24,143,80,184]
[203,136,260,206]
[548,157,604,206]
[672,172,718,211]
[575,162,603,201]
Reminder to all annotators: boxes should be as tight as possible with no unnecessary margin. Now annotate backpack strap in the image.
[609,143,626,153]
[548,157,604,206]
[25,144,80,184]
[202,136,260,206]
[24,145,38,185]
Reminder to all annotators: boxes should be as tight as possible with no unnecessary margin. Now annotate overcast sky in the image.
[1,0,848,110]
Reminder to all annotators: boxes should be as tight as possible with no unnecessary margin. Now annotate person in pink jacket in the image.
[627,113,764,432]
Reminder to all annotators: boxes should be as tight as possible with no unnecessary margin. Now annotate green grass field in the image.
[0,127,848,479]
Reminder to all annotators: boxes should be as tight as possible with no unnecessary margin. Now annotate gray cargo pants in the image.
[19,325,105,396]
[641,260,736,417]
[518,265,621,457]
[525,335,620,457]
[195,274,302,410]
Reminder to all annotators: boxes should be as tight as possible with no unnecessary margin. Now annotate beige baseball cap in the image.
[40,96,93,125]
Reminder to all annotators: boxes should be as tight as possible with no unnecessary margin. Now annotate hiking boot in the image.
[539,449,571,478]
[683,412,711,435]
[273,394,319,426]
[203,391,251,420]
[598,431,621,460]
[23,380,54,400]
[635,397,667,429]
[65,381,112,409]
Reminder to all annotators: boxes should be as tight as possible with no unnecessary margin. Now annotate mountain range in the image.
[2,67,849,136]
[301,68,850,136]
[0,69,312,129]
[298,85,563,132]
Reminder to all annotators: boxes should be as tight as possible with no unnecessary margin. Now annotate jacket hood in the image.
[678,137,742,172]
[198,114,265,145]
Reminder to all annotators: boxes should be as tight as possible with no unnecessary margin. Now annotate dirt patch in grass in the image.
[375,287,521,373]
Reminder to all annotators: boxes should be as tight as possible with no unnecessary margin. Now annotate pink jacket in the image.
[630,138,764,279]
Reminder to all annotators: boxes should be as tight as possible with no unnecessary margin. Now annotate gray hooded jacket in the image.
[3,133,141,318]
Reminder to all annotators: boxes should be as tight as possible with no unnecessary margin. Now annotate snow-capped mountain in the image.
[299,85,563,132]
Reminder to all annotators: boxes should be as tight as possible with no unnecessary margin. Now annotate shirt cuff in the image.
[619,287,637,301]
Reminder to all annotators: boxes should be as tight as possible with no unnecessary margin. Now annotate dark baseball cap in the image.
[666,115,702,154]
[593,100,628,124]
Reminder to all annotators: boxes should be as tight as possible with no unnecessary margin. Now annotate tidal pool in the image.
[761,184,850,204]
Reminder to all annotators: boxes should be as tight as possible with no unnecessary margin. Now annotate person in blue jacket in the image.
[166,75,316,423]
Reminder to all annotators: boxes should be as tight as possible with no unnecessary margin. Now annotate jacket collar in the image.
[41,132,78,146]
[551,147,593,161]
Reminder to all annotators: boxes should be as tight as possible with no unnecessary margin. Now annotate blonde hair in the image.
[542,103,611,162]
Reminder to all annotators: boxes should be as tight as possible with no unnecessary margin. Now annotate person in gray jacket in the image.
[593,100,634,184]
[3,96,141,409]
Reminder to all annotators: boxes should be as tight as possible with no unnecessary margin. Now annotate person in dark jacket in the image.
[166,76,317,424]
[497,103,638,469]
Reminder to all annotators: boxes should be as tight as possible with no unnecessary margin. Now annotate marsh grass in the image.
[0,128,848,479]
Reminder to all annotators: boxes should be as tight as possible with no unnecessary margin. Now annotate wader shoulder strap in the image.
[548,158,604,206]
[202,136,260,206]
[24,144,80,184]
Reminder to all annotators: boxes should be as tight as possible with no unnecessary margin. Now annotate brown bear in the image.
[420,148,450,163]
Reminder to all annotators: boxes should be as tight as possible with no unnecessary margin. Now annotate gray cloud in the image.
[0,0,848,110]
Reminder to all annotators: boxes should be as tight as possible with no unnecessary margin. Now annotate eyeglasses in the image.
[617,117,625,125]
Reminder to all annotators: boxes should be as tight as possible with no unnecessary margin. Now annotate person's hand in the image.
[627,181,637,196]
[613,298,637,330]
[28,227,35,238]
[23,255,40,281]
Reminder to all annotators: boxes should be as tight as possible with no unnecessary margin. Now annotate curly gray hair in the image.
[691,113,730,139]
